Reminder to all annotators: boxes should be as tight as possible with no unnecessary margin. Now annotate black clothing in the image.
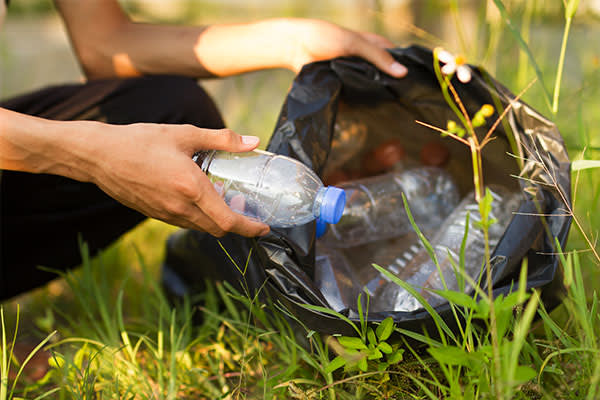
[0,75,225,300]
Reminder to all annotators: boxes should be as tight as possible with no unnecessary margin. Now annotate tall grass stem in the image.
[552,16,572,114]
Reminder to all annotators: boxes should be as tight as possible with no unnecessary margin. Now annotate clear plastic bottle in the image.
[358,232,426,297]
[317,167,460,248]
[193,149,346,228]
[314,244,360,312]
[314,230,428,311]
[370,186,522,313]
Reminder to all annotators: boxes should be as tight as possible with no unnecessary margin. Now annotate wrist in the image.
[0,108,103,182]
[43,119,106,183]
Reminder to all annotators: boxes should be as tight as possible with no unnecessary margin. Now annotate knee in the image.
[113,75,225,128]
[154,76,225,129]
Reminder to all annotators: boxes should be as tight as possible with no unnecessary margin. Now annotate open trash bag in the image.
[162,45,571,336]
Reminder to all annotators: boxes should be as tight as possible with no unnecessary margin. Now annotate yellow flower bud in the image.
[480,104,494,118]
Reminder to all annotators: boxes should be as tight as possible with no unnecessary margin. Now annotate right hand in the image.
[88,123,270,237]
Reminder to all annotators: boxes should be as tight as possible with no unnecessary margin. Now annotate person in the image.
[0,0,407,300]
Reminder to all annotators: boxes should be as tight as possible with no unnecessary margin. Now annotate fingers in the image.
[352,32,407,78]
[179,126,261,154]
[359,31,395,48]
[178,203,270,238]
[193,178,270,237]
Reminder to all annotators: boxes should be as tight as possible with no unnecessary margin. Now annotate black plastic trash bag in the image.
[162,45,571,336]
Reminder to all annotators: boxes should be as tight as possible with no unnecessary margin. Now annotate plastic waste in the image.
[314,244,360,312]
[314,231,427,310]
[370,186,522,312]
[317,167,460,248]
[358,232,426,297]
[193,149,346,228]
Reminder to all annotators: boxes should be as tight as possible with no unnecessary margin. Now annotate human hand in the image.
[88,123,271,237]
[283,19,407,77]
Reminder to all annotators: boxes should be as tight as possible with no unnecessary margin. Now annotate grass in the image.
[2,1,600,399]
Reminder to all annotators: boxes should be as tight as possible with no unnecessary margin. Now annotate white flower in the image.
[437,49,472,83]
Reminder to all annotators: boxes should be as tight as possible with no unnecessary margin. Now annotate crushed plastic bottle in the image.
[317,167,460,248]
[314,244,360,312]
[193,149,346,228]
[314,231,428,310]
[370,186,522,313]
[358,232,426,297]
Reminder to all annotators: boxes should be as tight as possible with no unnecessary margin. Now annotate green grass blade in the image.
[9,331,57,399]
[299,304,362,337]
[167,311,178,400]
[31,387,61,400]
[572,160,600,172]
[372,264,456,343]
[491,0,552,110]
[506,291,539,394]
[1,307,7,400]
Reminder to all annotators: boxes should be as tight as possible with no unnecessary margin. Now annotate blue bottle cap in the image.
[315,217,327,238]
[320,186,346,224]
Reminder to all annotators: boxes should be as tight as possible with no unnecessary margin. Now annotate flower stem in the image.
[483,223,503,399]
[469,138,483,202]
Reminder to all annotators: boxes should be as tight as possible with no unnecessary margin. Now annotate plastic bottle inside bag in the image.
[317,167,460,248]
[358,232,426,297]
[193,149,346,228]
[370,186,522,313]
[314,244,361,312]
[315,231,428,311]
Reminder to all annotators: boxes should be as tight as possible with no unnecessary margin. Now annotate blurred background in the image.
[2,0,599,145]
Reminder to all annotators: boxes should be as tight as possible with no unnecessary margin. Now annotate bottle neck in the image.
[192,150,217,173]
[312,186,328,219]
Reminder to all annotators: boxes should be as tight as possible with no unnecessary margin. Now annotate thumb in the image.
[181,127,261,153]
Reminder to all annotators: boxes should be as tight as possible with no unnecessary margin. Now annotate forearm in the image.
[59,4,297,79]
[109,18,296,78]
[0,107,100,181]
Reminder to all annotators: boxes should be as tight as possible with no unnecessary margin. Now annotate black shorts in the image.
[0,75,224,300]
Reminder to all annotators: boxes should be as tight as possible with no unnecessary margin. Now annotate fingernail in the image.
[390,62,408,77]
[241,135,260,146]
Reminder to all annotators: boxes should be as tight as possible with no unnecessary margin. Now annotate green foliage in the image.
[326,317,404,375]
[0,307,56,400]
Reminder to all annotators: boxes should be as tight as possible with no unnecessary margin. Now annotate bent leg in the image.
[1,76,224,300]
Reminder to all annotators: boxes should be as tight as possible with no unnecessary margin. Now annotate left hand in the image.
[284,19,407,78]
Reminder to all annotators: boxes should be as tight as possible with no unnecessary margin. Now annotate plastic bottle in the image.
[314,230,428,311]
[370,186,522,313]
[314,244,360,312]
[317,167,460,248]
[358,232,426,297]
[193,149,346,228]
